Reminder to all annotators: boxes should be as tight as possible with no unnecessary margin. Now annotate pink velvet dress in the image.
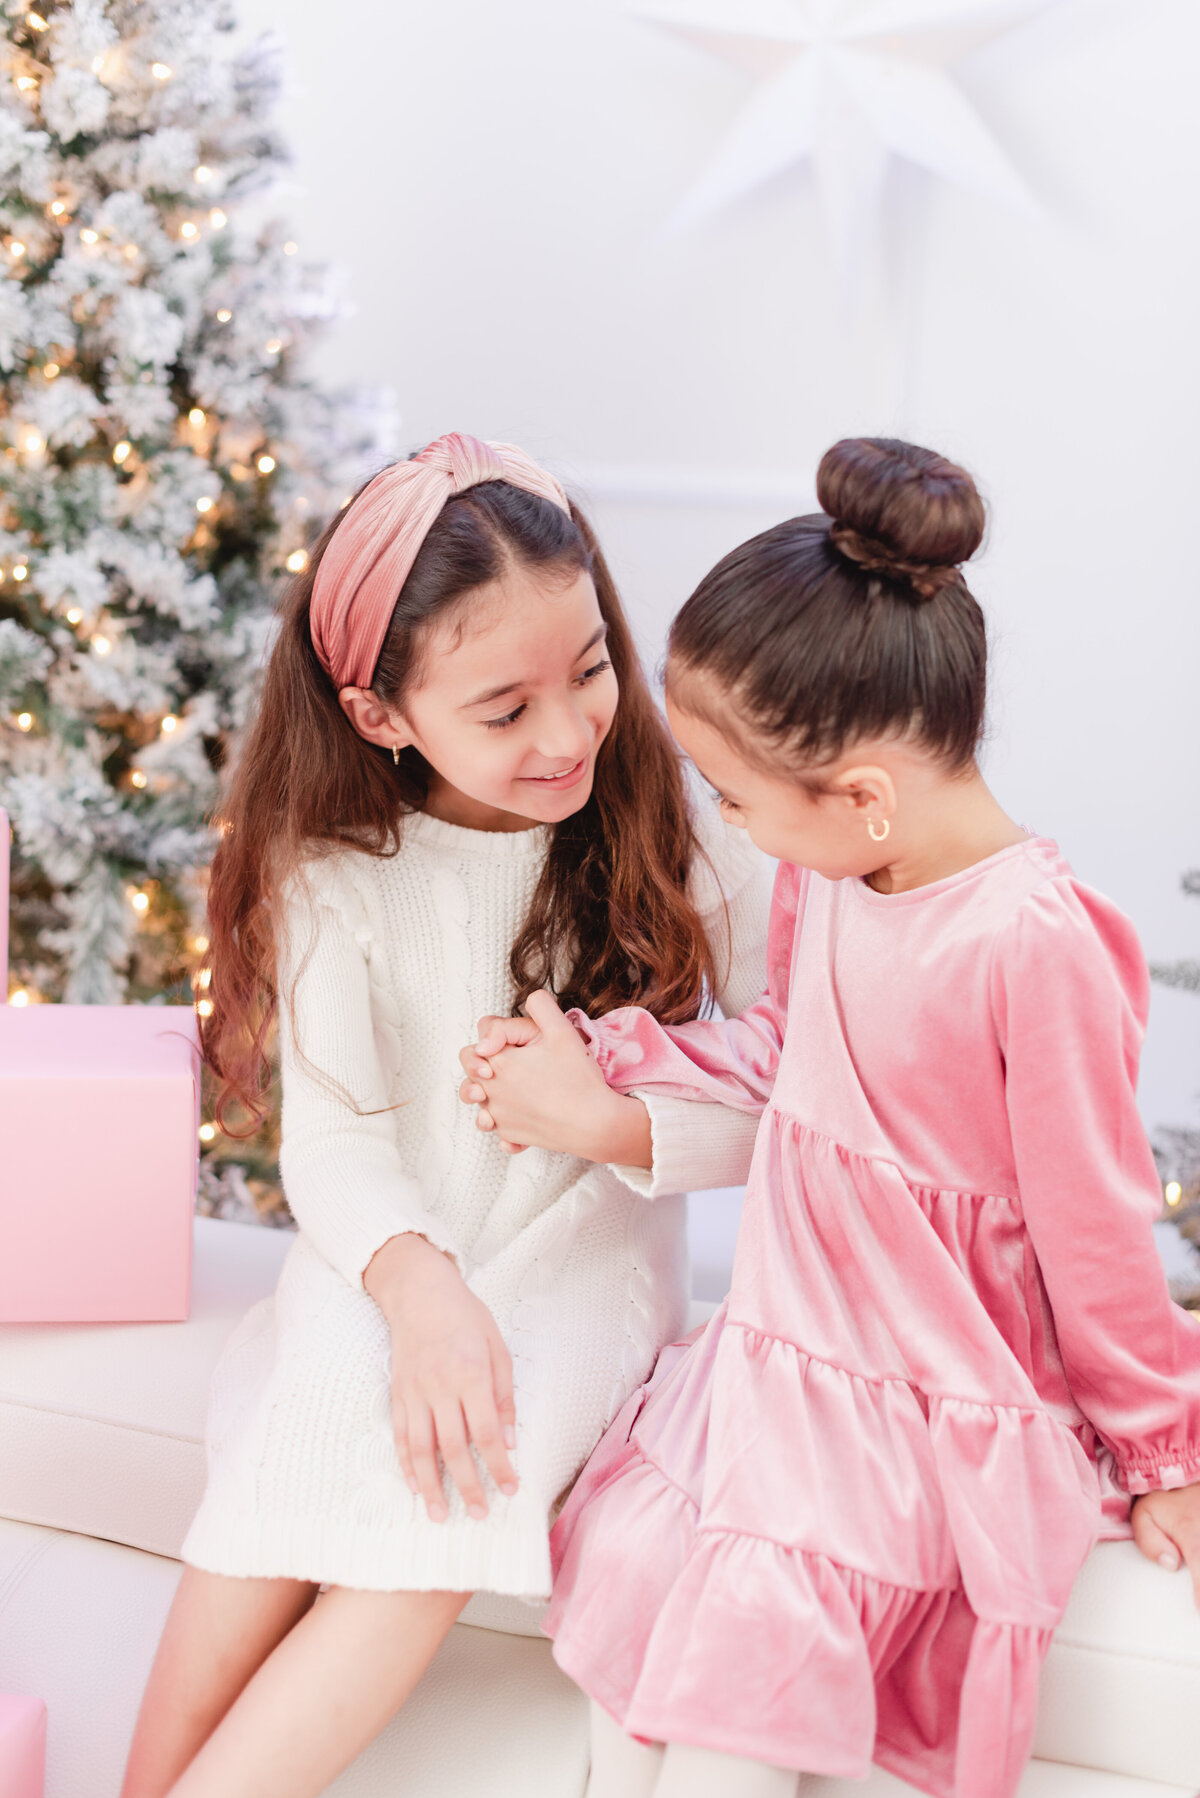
[544,838,1200,1798]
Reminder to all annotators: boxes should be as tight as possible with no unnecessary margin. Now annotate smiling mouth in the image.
[522,758,588,786]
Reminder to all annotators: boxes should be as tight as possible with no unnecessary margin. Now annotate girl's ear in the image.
[338,685,415,751]
[831,763,896,826]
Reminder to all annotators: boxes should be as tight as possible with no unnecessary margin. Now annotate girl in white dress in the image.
[120,433,770,1798]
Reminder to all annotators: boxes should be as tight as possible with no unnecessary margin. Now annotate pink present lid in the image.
[0,1001,199,1077]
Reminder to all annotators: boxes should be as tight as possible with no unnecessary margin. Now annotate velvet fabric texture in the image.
[545,838,1200,1798]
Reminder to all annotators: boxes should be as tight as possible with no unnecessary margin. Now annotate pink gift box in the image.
[0,1694,45,1798]
[0,811,200,1322]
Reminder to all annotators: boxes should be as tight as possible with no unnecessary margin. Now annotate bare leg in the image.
[655,1742,798,1797]
[166,1585,470,1798]
[585,1700,664,1798]
[121,1568,318,1798]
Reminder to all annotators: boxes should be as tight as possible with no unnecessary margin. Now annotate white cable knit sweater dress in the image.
[183,806,771,1599]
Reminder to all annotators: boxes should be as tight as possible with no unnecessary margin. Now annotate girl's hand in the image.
[363,1233,518,1524]
[458,990,652,1167]
[458,1012,540,1152]
[1131,1481,1200,1606]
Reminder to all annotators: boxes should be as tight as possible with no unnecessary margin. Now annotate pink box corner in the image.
[0,1693,45,1798]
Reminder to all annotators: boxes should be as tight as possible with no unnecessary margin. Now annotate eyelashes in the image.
[483,658,613,731]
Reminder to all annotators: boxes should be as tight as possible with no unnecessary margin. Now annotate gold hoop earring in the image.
[392,744,401,766]
[867,817,890,843]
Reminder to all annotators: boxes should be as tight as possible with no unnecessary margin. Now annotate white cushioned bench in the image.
[0,1219,1196,1797]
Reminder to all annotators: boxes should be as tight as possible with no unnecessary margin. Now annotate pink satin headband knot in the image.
[309,432,571,691]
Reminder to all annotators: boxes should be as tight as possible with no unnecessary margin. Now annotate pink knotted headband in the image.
[309,432,571,690]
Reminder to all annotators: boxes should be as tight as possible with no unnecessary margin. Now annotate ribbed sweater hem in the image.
[182,1507,552,1597]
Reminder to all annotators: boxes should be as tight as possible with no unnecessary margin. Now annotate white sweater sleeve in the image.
[276,861,461,1288]
[610,809,774,1199]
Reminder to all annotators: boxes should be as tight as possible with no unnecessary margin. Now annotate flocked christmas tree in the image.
[0,0,392,1213]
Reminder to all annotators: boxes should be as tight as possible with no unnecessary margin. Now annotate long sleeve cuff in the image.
[609,1093,762,1199]
[342,1202,464,1292]
[1115,1443,1200,1496]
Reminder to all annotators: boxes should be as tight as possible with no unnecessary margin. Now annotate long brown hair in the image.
[669,437,988,773]
[202,473,715,1131]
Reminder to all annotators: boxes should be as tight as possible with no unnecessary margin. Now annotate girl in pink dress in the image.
[459,436,1200,1798]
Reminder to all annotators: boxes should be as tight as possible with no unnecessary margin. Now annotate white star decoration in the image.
[631,0,1060,274]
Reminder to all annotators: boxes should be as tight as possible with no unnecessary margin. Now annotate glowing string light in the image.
[9,989,30,1007]
[65,606,82,624]
[1166,1182,1183,1208]
[130,770,147,789]
[257,454,275,474]
[198,1120,216,1140]
[161,713,178,733]
[15,712,32,731]
[286,549,308,573]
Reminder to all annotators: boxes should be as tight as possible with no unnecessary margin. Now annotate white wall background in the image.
[235,0,1199,1138]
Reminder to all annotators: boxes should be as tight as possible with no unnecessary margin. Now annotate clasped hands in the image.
[456,989,652,1169]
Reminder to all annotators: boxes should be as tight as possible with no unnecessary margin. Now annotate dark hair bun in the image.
[817,437,985,600]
